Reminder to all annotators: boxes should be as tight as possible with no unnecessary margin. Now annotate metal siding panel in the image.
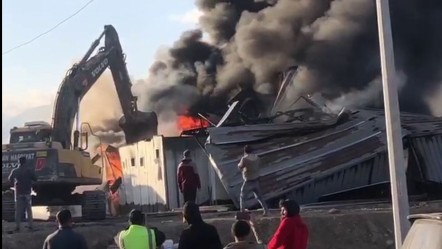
[166,137,211,206]
[157,136,167,207]
[118,146,129,205]
[131,145,141,206]
[206,109,442,208]
[139,142,149,207]
[193,146,211,204]
[165,148,179,209]
[153,137,167,210]
[370,154,388,183]
[166,139,185,207]
[412,135,442,183]
[118,138,168,211]
[118,140,169,210]
[126,147,134,205]
[120,146,134,205]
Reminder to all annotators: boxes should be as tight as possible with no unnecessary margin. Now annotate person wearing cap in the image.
[238,145,269,216]
[42,209,88,249]
[178,201,222,249]
[8,156,37,232]
[177,150,201,204]
[268,199,309,249]
[117,209,166,249]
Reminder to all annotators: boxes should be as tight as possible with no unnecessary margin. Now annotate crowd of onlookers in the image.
[41,199,309,249]
[10,146,310,249]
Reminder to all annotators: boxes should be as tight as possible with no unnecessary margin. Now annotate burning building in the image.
[204,68,442,209]
[132,0,442,126]
[108,67,442,212]
[91,0,442,211]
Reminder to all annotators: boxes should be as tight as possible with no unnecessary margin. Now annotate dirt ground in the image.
[2,200,441,249]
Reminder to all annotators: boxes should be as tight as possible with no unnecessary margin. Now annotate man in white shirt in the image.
[238,145,269,215]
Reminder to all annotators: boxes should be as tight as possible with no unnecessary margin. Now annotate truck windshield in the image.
[9,130,51,143]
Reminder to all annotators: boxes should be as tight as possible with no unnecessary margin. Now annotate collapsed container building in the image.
[205,108,442,209]
[204,68,442,209]
[100,68,441,212]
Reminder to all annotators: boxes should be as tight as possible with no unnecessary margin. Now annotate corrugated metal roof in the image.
[410,135,442,183]
[206,109,442,208]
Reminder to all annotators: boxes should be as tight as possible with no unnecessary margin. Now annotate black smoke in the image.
[134,0,442,120]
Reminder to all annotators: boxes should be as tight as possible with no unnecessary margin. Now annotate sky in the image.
[2,0,202,142]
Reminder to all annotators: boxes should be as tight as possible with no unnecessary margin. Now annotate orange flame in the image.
[178,115,210,131]
[96,144,123,185]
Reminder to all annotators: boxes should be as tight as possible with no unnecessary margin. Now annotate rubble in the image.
[205,69,442,209]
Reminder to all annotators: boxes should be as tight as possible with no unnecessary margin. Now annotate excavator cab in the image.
[9,121,52,144]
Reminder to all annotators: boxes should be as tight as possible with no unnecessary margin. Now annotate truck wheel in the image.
[81,190,106,221]
[2,191,16,222]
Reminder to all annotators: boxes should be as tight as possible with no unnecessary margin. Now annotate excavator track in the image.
[81,190,107,221]
[2,191,16,222]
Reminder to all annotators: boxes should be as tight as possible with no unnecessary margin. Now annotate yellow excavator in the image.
[2,25,158,221]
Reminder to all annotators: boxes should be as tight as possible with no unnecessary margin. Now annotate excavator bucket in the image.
[119,111,158,144]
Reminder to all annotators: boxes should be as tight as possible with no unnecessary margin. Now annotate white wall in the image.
[118,136,229,211]
[163,136,229,209]
[118,136,167,210]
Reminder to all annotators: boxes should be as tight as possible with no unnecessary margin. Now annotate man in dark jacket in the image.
[268,199,309,249]
[117,209,166,249]
[177,150,201,203]
[8,156,37,231]
[42,209,88,249]
[178,201,223,249]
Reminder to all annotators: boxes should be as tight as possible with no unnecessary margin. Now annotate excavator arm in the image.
[51,25,158,148]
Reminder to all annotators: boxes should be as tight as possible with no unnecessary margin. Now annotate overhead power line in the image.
[2,0,96,55]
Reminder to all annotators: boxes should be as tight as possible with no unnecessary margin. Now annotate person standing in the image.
[42,209,88,249]
[8,156,37,232]
[268,199,309,249]
[238,145,269,215]
[117,209,166,249]
[178,201,223,249]
[177,150,201,204]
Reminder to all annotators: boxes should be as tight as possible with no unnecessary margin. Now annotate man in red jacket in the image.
[268,199,309,249]
[177,150,201,204]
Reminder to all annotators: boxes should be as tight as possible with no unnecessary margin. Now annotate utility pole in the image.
[375,0,410,248]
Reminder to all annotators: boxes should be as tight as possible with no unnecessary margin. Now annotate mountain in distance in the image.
[2,105,52,144]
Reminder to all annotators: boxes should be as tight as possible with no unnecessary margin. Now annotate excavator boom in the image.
[2,25,155,221]
[51,25,157,148]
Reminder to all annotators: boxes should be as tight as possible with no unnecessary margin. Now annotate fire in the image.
[178,115,210,131]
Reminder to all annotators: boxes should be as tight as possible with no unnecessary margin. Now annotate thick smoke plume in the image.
[81,0,441,145]
[427,82,442,117]
[133,0,442,120]
[80,73,125,147]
